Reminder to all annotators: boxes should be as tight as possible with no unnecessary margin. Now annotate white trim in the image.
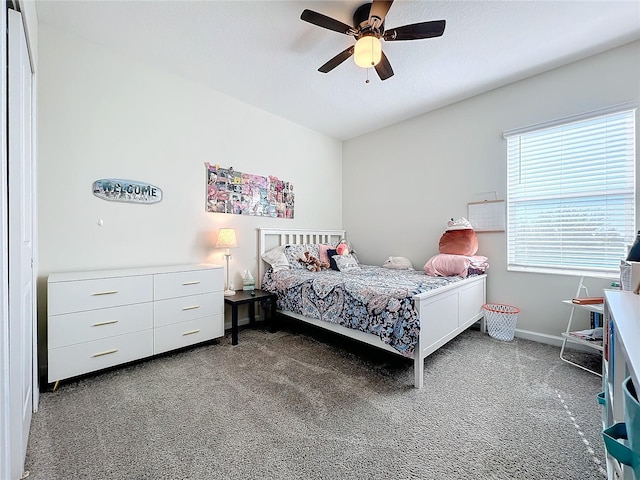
[514,329,564,346]
[508,265,619,280]
[502,101,638,138]
[30,65,38,413]
[0,4,10,479]
[514,328,598,353]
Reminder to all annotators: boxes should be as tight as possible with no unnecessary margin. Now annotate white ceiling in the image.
[35,0,640,140]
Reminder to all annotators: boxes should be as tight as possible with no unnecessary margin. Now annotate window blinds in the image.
[505,108,636,276]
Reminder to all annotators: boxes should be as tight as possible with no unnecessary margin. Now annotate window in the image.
[505,107,636,277]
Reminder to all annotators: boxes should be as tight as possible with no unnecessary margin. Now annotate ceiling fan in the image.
[301,1,446,81]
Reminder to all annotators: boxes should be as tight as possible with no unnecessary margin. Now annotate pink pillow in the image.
[424,254,472,277]
[318,244,331,264]
[424,254,488,277]
[439,229,478,256]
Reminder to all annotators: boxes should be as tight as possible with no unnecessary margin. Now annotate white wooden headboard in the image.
[257,228,345,287]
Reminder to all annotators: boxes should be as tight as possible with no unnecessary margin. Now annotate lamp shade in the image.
[354,36,382,68]
[215,228,237,249]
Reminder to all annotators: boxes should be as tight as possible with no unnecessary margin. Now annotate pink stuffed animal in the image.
[336,240,349,256]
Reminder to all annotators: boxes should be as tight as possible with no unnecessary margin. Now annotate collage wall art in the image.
[205,163,294,218]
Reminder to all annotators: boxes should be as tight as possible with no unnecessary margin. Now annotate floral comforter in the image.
[261,266,466,357]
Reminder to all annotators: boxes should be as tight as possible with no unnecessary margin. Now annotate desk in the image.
[224,289,277,345]
[603,290,640,480]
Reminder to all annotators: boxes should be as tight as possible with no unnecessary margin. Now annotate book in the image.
[590,311,603,329]
[604,318,609,361]
[572,297,604,305]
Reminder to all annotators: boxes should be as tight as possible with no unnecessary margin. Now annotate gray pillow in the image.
[333,254,360,273]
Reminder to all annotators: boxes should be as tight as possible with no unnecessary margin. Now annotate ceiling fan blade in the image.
[318,46,355,73]
[374,51,394,81]
[369,0,393,28]
[383,20,446,41]
[301,9,355,36]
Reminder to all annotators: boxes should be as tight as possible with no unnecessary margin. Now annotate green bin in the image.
[624,377,640,456]
[601,377,640,476]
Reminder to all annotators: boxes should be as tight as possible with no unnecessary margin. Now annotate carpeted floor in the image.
[25,320,606,479]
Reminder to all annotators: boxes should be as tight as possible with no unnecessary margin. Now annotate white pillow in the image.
[382,256,414,270]
[261,246,290,272]
[333,254,360,273]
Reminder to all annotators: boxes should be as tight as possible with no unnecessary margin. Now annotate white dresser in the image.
[48,264,224,385]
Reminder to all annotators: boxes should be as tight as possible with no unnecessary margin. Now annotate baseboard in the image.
[224,315,265,331]
[514,328,598,353]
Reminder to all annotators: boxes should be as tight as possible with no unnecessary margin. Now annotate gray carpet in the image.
[25,321,606,479]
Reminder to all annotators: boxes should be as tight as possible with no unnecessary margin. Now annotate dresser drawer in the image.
[48,329,153,383]
[48,275,153,315]
[48,303,153,349]
[154,268,223,300]
[154,315,223,354]
[153,292,223,327]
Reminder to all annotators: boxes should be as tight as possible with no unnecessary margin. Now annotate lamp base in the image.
[224,289,236,296]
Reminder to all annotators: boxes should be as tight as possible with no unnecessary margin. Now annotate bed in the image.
[258,228,487,388]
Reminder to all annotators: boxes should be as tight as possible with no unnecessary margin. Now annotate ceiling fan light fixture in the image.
[354,35,382,68]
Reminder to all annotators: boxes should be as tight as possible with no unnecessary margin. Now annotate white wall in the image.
[38,25,342,275]
[37,25,342,373]
[343,40,640,341]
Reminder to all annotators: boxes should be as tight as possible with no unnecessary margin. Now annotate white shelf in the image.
[561,299,604,313]
[559,276,604,377]
[560,332,603,352]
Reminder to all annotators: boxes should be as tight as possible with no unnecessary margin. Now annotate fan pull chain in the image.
[366,36,374,83]
[370,37,374,66]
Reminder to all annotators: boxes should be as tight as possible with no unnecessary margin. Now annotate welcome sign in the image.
[93,179,162,204]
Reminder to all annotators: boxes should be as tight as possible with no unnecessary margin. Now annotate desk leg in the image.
[231,305,239,346]
[270,296,277,333]
[249,301,255,326]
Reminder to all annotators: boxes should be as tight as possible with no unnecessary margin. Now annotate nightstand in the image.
[224,289,277,345]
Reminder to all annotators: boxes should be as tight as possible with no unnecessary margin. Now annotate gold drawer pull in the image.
[182,305,200,311]
[182,329,200,336]
[182,281,200,286]
[92,320,119,327]
[92,349,118,357]
[92,290,118,296]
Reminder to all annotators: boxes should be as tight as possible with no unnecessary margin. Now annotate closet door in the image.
[0,3,9,480]
[7,8,34,479]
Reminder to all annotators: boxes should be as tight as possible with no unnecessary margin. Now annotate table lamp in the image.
[215,228,237,296]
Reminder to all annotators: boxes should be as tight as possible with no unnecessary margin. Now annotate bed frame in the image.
[258,228,487,388]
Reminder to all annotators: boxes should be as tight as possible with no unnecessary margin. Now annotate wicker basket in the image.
[483,303,520,341]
